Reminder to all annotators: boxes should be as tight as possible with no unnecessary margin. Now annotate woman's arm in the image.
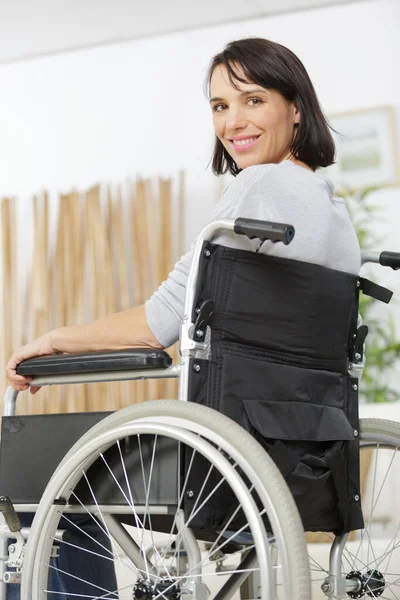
[5,182,237,394]
[6,304,162,393]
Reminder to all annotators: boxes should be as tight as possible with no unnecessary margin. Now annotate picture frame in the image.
[323,106,400,191]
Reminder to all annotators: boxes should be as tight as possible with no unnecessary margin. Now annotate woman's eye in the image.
[248,97,262,106]
[212,104,226,113]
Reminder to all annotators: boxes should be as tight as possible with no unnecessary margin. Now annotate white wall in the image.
[1,0,400,328]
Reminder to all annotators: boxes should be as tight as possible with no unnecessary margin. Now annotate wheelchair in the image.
[1,217,400,600]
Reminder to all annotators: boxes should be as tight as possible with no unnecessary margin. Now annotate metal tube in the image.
[12,504,170,515]
[213,548,258,600]
[329,534,348,580]
[179,218,235,404]
[326,533,350,599]
[361,251,380,266]
[3,571,20,584]
[176,510,202,580]
[183,219,234,324]
[0,537,7,600]
[101,514,155,581]
[178,356,190,403]
[26,364,180,388]
[3,387,18,418]
[1,527,65,541]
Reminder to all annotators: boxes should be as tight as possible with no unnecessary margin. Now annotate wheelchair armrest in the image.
[16,349,172,377]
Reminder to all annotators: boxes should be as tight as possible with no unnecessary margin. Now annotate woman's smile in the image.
[227,134,261,151]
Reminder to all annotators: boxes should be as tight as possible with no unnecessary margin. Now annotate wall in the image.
[0,0,399,314]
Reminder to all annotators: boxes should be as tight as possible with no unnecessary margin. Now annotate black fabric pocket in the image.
[242,399,355,442]
[241,398,354,532]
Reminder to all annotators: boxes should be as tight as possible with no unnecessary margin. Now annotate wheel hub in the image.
[346,569,385,598]
[133,579,180,600]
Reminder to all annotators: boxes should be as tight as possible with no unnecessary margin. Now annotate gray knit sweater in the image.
[145,161,361,348]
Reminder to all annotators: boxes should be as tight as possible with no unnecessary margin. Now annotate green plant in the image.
[345,187,400,403]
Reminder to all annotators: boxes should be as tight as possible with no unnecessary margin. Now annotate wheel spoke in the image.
[81,469,134,585]
[158,446,197,566]
[45,562,118,598]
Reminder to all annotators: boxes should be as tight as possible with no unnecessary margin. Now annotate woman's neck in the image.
[280,153,313,172]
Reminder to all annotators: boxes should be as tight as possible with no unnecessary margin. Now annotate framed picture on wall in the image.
[324,106,400,191]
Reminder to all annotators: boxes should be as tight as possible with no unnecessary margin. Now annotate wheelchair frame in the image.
[0,217,399,600]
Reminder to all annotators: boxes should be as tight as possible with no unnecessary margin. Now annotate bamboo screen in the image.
[0,174,185,415]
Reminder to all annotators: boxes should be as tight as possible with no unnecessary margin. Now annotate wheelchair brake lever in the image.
[193,300,215,342]
[350,325,368,363]
[0,496,22,533]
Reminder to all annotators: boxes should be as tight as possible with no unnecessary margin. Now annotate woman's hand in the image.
[6,331,57,394]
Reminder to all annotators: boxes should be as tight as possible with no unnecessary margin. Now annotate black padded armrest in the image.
[16,349,172,377]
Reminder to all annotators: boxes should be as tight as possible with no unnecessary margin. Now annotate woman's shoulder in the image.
[217,161,335,218]
[233,161,333,196]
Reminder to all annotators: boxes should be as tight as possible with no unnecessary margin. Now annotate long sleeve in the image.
[145,247,194,348]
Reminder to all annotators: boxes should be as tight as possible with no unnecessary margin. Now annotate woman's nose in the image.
[225,106,247,131]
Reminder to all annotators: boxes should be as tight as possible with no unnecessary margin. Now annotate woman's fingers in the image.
[5,338,51,391]
[5,363,32,390]
[29,386,42,395]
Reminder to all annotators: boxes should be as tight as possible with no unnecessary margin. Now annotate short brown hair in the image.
[206,38,335,175]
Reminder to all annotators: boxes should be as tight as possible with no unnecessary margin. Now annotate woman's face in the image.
[209,64,300,170]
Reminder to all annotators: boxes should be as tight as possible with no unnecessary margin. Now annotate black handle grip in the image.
[234,218,295,245]
[379,251,400,271]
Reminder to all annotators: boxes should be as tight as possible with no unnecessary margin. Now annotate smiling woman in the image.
[5,37,361,600]
[206,37,335,175]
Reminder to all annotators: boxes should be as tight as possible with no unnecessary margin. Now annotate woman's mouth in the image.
[228,135,261,152]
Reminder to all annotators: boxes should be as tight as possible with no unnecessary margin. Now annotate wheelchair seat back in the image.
[186,243,364,534]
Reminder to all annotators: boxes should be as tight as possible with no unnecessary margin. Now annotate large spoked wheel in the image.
[21,400,310,600]
[308,418,400,599]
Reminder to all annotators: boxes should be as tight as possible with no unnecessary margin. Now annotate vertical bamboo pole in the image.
[177,170,185,259]
[70,190,87,412]
[0,199,13,408]
[60,191,87,413]
[9,199,22,361]
[100,187,119,412]
[159,178,177,400]
[29,193,50,414]
[84,186,103,411]
[169,170,186,398]
[142,179,159,401]
[50,194,68,413]
[108,185,134,408]
[130,178,149,404]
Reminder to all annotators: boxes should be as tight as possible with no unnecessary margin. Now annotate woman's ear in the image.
[293,104,301,125]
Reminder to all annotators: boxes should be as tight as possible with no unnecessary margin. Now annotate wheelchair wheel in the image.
[308,418,400,599]
[21,400,310,600]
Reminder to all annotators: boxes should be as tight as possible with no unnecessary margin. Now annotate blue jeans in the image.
[6,513,118,599]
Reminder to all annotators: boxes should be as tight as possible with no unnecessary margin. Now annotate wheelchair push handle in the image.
[234,218,295,245]
[379,251,400,270]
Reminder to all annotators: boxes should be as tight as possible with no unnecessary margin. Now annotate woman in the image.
[5,37,360,597]
[6,38,359,392]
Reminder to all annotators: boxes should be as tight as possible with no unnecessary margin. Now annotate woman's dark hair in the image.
[206,38,335,175]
